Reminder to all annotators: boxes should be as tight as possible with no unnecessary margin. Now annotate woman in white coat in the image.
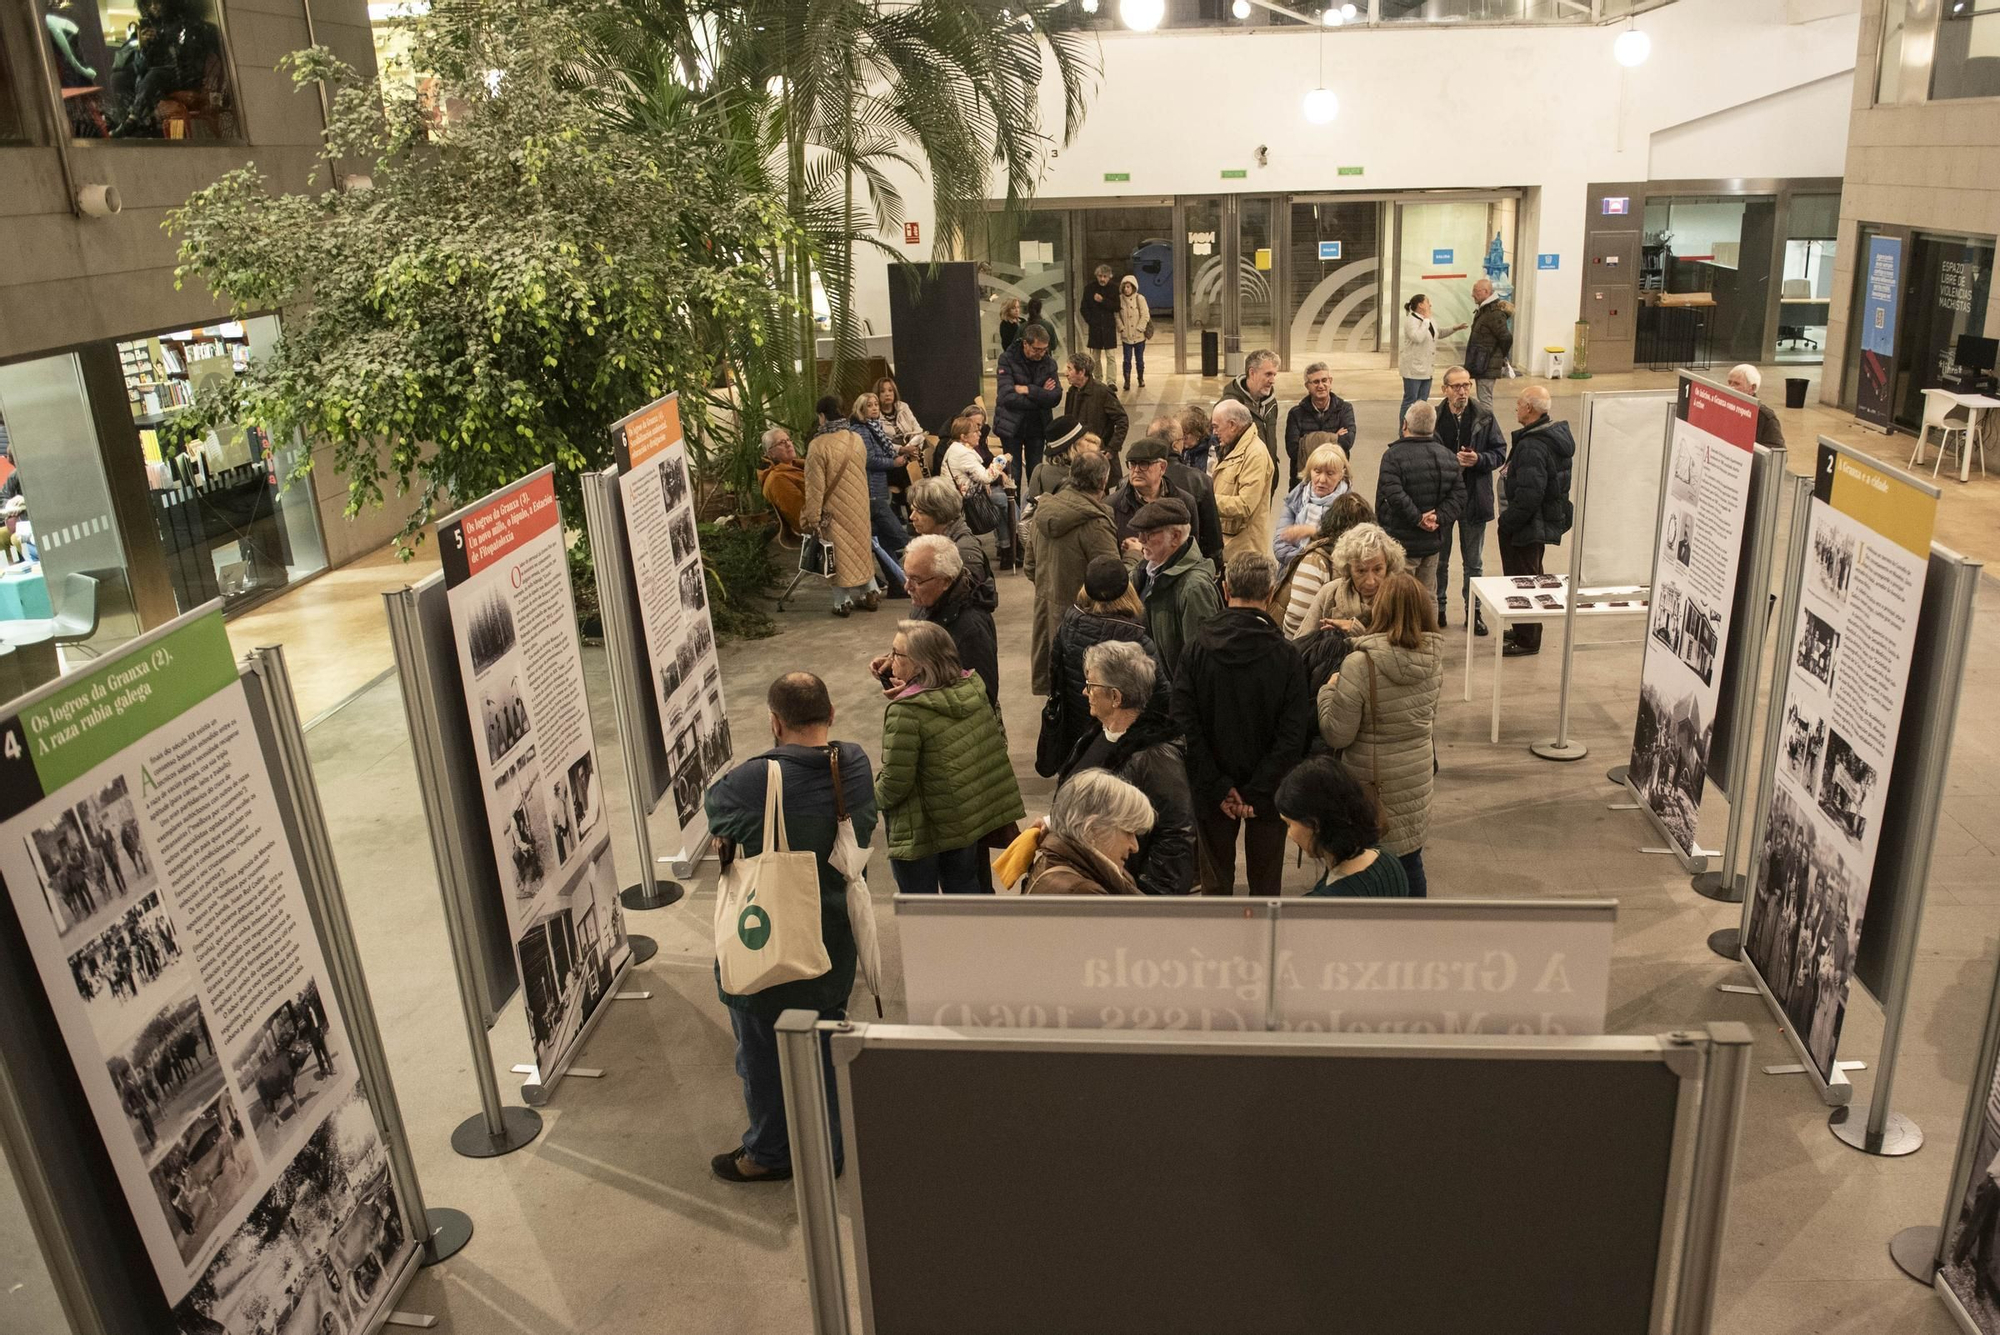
[1398,293,1466,426]
[1116,276,1152,393]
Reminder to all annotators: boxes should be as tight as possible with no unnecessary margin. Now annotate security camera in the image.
[1254,145,1269,167]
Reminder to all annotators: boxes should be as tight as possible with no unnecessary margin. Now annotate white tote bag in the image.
[714,760,832,996]
[826,747,882,1014]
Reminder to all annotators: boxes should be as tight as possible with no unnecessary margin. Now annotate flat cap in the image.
[1129,497,1192,531]
[1124,436,1171,465]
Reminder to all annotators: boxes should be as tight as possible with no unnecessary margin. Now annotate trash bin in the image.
[1543,347,1567,380]
[1201,330,1220,378]
[1785,377,1809,409]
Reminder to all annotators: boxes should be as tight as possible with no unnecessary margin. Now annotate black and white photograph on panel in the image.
[1669,434,1703,504]
[1650,583,1684,656]
[550,753,600,868]
[658,452,689,512]
[669,509,698,565]
[662,633,701,700]
[109,987,222,1160]
[1781,702,1828,790]
[27,773,156,940]
[1662,507,1696,570]
[1677,593,1721,685]
[480,672,532,766]
[172,1083,406,1335]
[701,689,732,774]
[230,977,346,1163]
[464,587,517,677]
[1745,786,1863,1073]
[678,561,707,613]
[1630,680,1707,851]
[497,768,555,904]
[146,1088,256,1262]
[1942,1077,2000,1324]
[1816,730,1877,845]
[519,849,621,1065]
[67,890,184,1044]
[670,715,705,829]
[1811,523,1857,605]
[1796,609,1841,691]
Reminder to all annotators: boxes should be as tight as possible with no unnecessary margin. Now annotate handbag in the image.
[1033,694,1067,778]
[826,747,882,1016]
[799,533,836,579]
[962,483,1000,536]
[713,760,832,995]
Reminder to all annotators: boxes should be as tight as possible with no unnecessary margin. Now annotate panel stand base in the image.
[1830,1104,1924,1157]
[623,932,659,965]
[1890,1225,1941,1284]
[421,1207,473,1266]
[385,1314,440,1330]
[1531,738,1589,761]
[1606,764,1629,785]
[621,880,684,912]
[449,1104,542,1160]
[1691,870,1746,904]
[1707,928,1741,960]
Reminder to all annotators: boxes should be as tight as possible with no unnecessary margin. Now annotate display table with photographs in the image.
[1465,575,1648,744]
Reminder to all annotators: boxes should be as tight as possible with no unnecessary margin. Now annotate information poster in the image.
[1942,1067,2000,1327]
[1744,443,1937,1081]
[437,470,629,1080]
[610,394,731,843]
[1628,381,1756,857]
[0,611,411,1329]
[1858,235,1901,431]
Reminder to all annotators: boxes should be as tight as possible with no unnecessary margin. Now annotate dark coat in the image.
[943,517,993,589]
[707,744,876,1019]
[856,417,898,500]
[1499,416,1577,547]
[1058,706,1198,896]
[1434,399,1509,525]
[1284,393,1358,480]
[1169,606,1312,813]
[1375,436,1467,558]
[1465,299,1513,379]
[1026,487,1120,695]
[1219,375,1281,480]
[994,340,1062,443]
[1165,463,1225,562]
[1064,377,1130,459]
[1135,536,1222,681]
[1755,402,1786,448]
[1081,276,1121,350]
[916,572,1000,711]
[1110,474,1206,549]
[1043,605,1162,770]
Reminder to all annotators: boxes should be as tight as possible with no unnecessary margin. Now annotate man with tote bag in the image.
[706,673,877,1184]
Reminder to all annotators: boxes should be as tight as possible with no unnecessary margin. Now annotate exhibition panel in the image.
[783,1018,1753,1335]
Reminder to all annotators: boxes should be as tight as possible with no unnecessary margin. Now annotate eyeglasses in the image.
[907,571,948,587]
[1083,681,1114,693]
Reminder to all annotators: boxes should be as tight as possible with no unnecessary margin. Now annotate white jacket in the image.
[1116,286,1151,346]
[1400,311,1444,379]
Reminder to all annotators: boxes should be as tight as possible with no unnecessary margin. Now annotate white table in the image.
[1463,575,1647,743]
[1921,388,2000,483]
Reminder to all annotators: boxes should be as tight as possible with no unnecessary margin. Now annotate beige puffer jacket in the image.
[1317,631,1443,855]
[1293,575,1374,639]
[799,428,875,590]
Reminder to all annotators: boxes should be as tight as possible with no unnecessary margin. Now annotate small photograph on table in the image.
[1510,576,1537,589]
[1534,594,1560,610]
[1534,575,1562,589]
[1505,595,1530,610]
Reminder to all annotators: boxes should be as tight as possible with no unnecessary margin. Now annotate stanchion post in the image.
[779,1011,852,1335]
[383,591,543,1163]
[581,468,678,948]
[1671,1023,1753,1335]
[1533,398,1593,763]
[245,645,469,1266]
[1830,553,1981,1159]
[0,1052,112,1335]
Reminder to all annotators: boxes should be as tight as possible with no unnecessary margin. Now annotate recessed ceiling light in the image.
[1121,0,1165,29]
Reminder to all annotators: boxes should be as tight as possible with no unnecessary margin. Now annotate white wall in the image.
[853,0,1858,359]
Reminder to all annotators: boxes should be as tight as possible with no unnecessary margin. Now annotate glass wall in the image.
[0,15,27,141]
[1394,199,1516,372]
[43,0,239,141]
[971,209,1071,360]
[1641,194,1777,365]
[125,318,327,615]
[1778,193,1838,364]
[1182,197,1225,362]
[1932,4,2000,100]
[1895,232,1995,428]
[1287,199,1383,368]
[1077,205,1174,381]
[1876,0,1910,102]
[1238,197,1276,355]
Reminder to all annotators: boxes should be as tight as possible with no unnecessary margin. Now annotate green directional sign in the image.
[1104,172,1130,182]
[1221,169,1248,180]
[1339,166,1364,177]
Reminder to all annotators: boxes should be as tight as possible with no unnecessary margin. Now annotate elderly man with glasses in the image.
[1284,362,1357,489]
[1432,366,1508,635]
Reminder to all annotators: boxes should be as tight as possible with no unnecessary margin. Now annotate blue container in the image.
[1130,241,1173,313]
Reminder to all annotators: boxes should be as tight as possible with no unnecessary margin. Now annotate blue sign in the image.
[1318,240,1342,261]
[1537,253,1560,271]
[1431,248,1453,265]
[1862,236,1901,357]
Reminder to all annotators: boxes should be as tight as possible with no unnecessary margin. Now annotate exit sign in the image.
[1104,172,1130,182]
[1338,166,1364,176]
[903,221,920,244]
[1221,169,1247,179]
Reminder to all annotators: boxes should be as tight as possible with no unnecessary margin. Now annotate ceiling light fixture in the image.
[1341,2,1357,15]
[1120,0,1165,29]
[1232,0,1252,16]
[1303,17,1338,125]
[1613,25,1651,66]
[1322,6,1340,23]
[1082,0,1100,11]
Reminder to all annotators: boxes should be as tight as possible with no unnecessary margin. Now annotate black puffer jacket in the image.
[1499,416,1577,547]
[1041,606,1163,772]
[1375,436,1467,558]
[1169,607,1312,813]
[1057,707,1197,896]
[916,573,1001,711]
[1284,394,1358,482]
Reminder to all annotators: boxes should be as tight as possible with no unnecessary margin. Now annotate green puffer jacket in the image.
[1317,631,1443,856]
[874,673,1026,861]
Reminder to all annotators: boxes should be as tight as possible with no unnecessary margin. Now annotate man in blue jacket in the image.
[1433,365,1508,636]
[707,672,876,1183]
[993,324,1063,486]
[1498,385,1577,657]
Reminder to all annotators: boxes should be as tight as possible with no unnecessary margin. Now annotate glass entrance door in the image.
[1393,199,1518,373]
[1287,198,1384,369]
[1076,204,1175,384]
[1179,197,1224,375]
[972,208,1071,362]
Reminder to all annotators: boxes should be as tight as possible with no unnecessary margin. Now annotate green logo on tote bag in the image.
[737,903,771,950]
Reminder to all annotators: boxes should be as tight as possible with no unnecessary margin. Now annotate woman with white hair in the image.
[1295,523,1407,639]
[1025,769,1155,896]
[1274,436,1351,564]
[1055,639,1196,895]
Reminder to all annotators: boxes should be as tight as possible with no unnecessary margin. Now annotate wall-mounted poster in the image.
[1744,443,1937,1081]
[1857,235,1901,432]
[1627,380,1756,859]
[0,610,413,1327]
[610,395,732,856]
[437,469,629,1082]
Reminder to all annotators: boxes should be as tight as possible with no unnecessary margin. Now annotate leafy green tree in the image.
[166,0,798,552]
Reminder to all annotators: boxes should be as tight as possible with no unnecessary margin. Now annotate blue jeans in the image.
[891,843,993,893]
[1399,378,1432,428]
[730,1006,845,1172]
[1435,517,1487,616]
[1123,341,1146,382]
[1398,848,1429,899]
[869,496,910,595]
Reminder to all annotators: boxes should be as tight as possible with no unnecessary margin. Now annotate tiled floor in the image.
[2,367,1994,1333]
